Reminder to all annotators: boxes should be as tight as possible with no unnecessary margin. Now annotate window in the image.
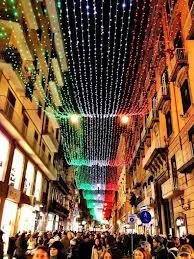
[34,171,43,201]
[23,161,35,196]
[23,113,29,127]
[40,1,46,15]
[45,50,49,64]
[44,117,49,132]
[171,156,178,188]
[188,125,194,154]
[181,79,191,114]
[166,0,171,17]
[165,111,173,137]
[56,128,59,141]
[42,143,45,152]
[9,149,24,190]
[161,69,169,87]
[42,74,46,90]
[36,28,42,41]
[37,102,42,118]
[34,131,38,141]
[174,31,183,49]
[152,94,157,109]
[48,153,51,161]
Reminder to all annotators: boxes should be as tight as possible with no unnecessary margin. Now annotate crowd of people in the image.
[1,229,194,259]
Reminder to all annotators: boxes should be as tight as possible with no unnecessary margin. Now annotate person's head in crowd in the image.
[153,236,164,248]
[105,235,115,248]
[94,238,102,248]
[140,241,151,253]
[49,241,64,258]
[177,244,194,259]
[32,246,49,259]
[134,247,147,259]
[173,236,181,247]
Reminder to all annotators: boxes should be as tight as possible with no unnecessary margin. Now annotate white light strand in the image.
[114,1,133,114]
[64,0,84,113]
[72,1,89,114]
[104,2,113,115]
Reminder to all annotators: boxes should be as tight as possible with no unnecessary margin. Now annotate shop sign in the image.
[176,217,185,227]
[7,185,21,203]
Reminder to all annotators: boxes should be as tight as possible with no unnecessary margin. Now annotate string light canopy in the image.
[56,0,152,220]
[0,0,159,220]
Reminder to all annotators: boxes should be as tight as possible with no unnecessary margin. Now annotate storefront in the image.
[1,199,18,253]
[17,204,36,233]
[0,131,10,182]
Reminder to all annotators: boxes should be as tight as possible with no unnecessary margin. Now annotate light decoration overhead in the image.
[0,0,162,221]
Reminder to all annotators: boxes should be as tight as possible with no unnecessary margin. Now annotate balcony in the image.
[146,109,159,129]
[0,95,57,180]
[161,177,183,199]
[46,107,59,128]
[185,2,194,39]
[42,128,59,153]
[0,19,33,62]
[20,0,38,30]
[156,84,170,110]
[45,0,68,72]
[0,96,28,139]
[51,58,63,87]
[142,138,166,169]
[177,141,194,173]
[0,47,35,93]
[169,48,188,82]
[141,127,150,143]
[48,81,62,107]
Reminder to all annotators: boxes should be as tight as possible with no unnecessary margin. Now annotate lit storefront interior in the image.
[0,131,10,182]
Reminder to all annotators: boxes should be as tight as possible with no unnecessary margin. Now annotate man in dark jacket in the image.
[152,236,168,259]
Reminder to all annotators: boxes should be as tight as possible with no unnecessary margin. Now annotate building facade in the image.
[0,0,69,251]
[114,0,194,237]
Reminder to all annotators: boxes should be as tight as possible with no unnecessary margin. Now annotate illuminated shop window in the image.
[9,149,24,190]
[23,162,35,196]
[34,171,43,201]
[0,132,10,182]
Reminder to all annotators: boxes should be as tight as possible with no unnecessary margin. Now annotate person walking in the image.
[91,238,104,259]
[152,236,168,259]
[14,232,27,259]
[61,232,70,256]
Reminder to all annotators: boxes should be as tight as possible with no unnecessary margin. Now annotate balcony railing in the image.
[43,128,59,153]
[177,141,194,173]
[169,48,188,82]
[156,84,170,110]
[161,177,183,199]
[146,109,159,128]
[142,137,166,169]
[185,1,194,39]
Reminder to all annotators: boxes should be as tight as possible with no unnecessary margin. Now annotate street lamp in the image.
[120,115,130,125]
[69,114,79,124]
